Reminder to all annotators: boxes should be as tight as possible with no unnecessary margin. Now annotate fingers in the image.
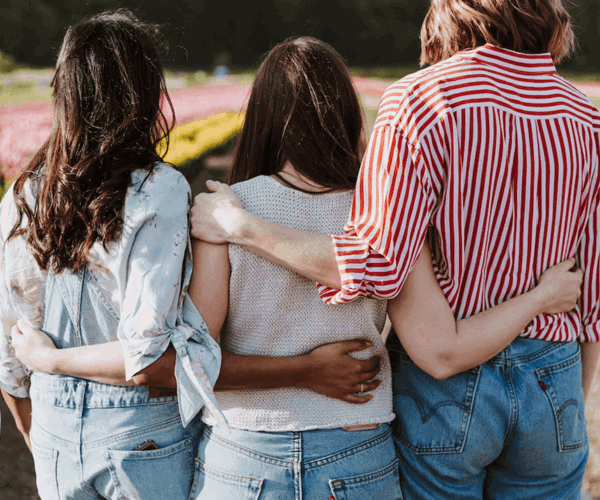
[356,355,380,374]
[343,339,373,353]
[342,394,374,405]
[554,258,576,271]
[354,380,382,394]
[205,179,232,194]
[11,324,23,340]
[16,319,34,335]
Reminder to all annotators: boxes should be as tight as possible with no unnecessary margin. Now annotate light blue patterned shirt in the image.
[0,163,225,427]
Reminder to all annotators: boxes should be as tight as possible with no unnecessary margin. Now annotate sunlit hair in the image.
[420,0,575,65]
[9,9,174,273]
[228,36,364,193]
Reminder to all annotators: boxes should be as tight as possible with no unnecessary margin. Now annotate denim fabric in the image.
[30,372,203,500]
[0,165,224,427]
[190,424,402,500]
[387,332,588,500]
[28,262,203,500]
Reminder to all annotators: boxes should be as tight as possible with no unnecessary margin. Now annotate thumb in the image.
[16,319,35,335]
[343,339,372,354]
[205,179,230,194]
[549,258,576,272]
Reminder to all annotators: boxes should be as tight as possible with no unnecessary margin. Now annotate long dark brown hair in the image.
[9,9,174,273]
[420,0,575,66]
[228,37,364,192]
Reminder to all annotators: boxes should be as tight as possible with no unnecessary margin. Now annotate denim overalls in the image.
[29,267,203,500]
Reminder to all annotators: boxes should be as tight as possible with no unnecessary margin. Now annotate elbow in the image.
[131,372,149,386]
[417,353,463,381]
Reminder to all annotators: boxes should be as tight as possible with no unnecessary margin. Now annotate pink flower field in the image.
[1,77,599,182]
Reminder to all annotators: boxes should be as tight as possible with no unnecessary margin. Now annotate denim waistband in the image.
[485,336,578,366]
[30,372,176,408]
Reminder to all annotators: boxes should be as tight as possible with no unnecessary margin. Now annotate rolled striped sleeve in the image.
[318,124,436,304]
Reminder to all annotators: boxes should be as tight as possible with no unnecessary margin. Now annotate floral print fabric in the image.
[0,163,225,427]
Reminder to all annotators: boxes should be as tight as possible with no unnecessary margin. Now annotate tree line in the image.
[0,0,598,71]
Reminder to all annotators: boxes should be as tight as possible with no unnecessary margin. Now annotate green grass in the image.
[590,97,600,110]
[0,81,52,105]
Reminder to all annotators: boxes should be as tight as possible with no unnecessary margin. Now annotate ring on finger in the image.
[359,383,364,396]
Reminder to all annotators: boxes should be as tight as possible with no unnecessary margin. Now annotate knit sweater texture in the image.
[203,175,394,431]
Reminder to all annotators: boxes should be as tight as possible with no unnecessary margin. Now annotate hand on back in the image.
[304,340,381,404]
[534,258,583,315]
[11,320,57,373]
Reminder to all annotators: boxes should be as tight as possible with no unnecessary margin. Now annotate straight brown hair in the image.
[420,0,575,65]
[228,37,364,193]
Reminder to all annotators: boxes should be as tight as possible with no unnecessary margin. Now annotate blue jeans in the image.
[29,372,203,500]
[191,423,402,500]
[387,332,588,500]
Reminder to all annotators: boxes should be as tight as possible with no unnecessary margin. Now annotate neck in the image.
[274,162,330,193]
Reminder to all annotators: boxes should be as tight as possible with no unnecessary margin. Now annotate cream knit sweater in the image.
[203,176,394,431]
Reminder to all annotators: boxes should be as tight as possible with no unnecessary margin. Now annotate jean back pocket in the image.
[390,348,480,454]
[329,459,402,500]
[535,348,587,452]
[189,458,263,500]
[31,443,60,500]
[105,436,194,500]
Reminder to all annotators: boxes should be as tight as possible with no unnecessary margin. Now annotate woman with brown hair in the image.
[189,1,599,498]
[183,36,581,499]
[12,27,583,500]
[0,10,219,499]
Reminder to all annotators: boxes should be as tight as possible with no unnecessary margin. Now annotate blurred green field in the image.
[2,66,600,108]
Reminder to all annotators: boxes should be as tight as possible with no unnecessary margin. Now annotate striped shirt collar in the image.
[457,44,557,75]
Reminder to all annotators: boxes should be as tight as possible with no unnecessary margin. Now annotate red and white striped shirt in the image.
[318,44,600,343]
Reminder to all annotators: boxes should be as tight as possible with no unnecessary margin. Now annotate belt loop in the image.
[76,379,87,418]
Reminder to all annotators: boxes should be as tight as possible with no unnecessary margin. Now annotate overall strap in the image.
[51,267,85,346]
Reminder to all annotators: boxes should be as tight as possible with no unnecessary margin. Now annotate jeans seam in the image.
[204,428,295,468]
[83,415,183,449]
[329,458,399,489]
[535,350,586,452]
[294,432,302,500]
[394,368,480,454]
[194,457,264,489]
[488,341,575,366]
[304,428,392,468]
[501,365,519,456]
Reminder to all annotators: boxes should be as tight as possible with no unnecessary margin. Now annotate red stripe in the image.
[321,45,600,342]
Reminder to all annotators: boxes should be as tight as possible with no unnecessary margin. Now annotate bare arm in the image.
[11,324,135,386]
[188,240,229,340]
[1,389,32,452]
[185,235,379,403]
[191,180,341,289]
[13,317,381,404]
[389,242,583,380]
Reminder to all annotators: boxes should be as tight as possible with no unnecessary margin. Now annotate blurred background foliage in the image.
[0,0,597,72]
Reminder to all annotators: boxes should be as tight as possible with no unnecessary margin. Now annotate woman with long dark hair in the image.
[0,10,220,499]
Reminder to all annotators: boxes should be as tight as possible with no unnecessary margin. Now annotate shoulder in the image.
[230,175,267,192]
[0,178,38,239]
[128,163,191,219]
[375,56,469,129]
[230,176,274,205]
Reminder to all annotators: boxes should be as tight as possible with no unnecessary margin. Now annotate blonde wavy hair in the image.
[420,0,575,65]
